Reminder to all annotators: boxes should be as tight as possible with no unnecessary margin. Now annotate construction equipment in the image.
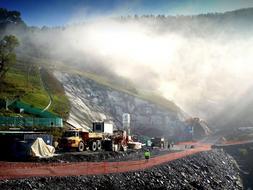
[92,121,113,134]
[60,120,141,152]
[60,121,114,152]
[60,129,104,152]
[151,137,168,149]
[103,130,129,151]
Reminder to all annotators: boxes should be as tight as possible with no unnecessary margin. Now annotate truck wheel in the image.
[97,140,102,150]
[78,141,85,152]
[90,141,97,151]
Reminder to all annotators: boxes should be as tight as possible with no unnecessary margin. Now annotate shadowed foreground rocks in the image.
[219,142,253,189]
[0,149,243,190]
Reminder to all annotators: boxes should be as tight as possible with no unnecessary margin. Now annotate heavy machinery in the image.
[103,130,129,151]
[60,121,141,152]
[60,129,104,151]
[151,137,168,149]
[60,121,113,152]
[60,129,130,152]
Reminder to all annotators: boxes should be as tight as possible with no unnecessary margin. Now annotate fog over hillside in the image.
[52,19,253,121]
[2,8,253,127]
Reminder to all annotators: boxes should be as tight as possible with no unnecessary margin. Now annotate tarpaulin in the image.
[30,138,55,158]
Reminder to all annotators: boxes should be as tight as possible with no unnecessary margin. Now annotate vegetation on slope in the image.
[0,59,70,119]
[0,7,181,117]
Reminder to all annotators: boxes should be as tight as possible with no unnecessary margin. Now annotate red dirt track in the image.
[222,140,253,146]
[0,143,211,180]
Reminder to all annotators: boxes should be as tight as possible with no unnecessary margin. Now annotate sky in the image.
[1,0,253,26]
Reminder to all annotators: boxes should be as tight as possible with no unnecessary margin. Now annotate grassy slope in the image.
[3,55,180,120]
[0,62,49,107]
[0,59,70,119]
[39,67,70,118]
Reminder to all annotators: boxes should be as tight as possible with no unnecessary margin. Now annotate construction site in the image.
[0,99,246,189]
[0,65,249,189]
[0,52,218,189]
[0,101,197,162]
[0,95,213,178]
[2,4,253,190]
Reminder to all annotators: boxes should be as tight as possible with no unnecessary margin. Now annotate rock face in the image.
[55,72,186,137]
[0,149,243,190]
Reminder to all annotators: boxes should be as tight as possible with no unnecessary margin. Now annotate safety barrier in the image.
[0,144,211,180]
[0,116,63,127]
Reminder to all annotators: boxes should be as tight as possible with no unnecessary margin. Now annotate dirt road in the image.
[0,143,211,180]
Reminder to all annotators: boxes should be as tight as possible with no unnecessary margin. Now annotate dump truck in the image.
[60,129,105,151]
[60,121,114,152]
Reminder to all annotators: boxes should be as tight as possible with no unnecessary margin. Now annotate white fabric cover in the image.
[127,142,142,149]
[30,138,55,158]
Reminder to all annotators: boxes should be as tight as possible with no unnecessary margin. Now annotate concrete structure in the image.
[123,113,130,136]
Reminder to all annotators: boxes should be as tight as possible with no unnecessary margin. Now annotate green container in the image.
[10,101,57,118]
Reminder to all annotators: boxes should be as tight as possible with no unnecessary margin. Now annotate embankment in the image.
[0,149,242,190]
[219,142,253,189]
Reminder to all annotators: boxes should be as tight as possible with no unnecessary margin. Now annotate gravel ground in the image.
[0,149,243,190]
[220,142,253,189]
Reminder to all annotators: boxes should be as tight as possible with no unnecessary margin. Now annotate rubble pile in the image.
[0,149,242,189]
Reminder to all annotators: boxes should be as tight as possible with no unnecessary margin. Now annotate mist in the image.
[8,10,253,123]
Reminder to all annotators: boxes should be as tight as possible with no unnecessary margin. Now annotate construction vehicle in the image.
[103,130,129,151]
[151,137,168,149]
[60,121,113,152]
[60,121,141,152]
[60,129,104,151]
[92,121,114,134]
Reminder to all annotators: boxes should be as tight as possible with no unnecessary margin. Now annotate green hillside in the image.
[0,7,181,118]
[1,55,180,120]
[0,59,70,119]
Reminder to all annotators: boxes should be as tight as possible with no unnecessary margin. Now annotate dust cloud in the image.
[8,12,253,122]
[47,18,253,120]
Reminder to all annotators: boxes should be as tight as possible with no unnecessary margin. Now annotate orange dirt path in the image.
[222,140,253,146]
[0,143,211,180]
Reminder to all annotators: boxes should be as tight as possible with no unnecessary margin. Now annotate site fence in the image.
[0,116,63,127]
[0,144,212,180]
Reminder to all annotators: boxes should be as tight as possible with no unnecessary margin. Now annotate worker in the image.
[144,150,151,162]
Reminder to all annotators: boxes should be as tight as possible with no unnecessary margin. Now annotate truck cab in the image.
[60,130,85,151]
